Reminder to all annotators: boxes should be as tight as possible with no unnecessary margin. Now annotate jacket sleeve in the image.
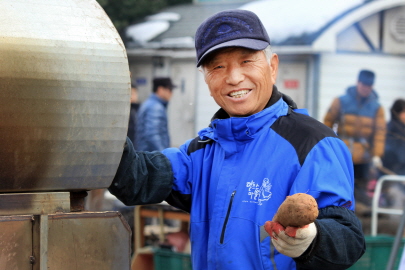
[290,136,365,269]
[108,137,174,206]
[295,206,366,270]
[323,98,341,129]
[373,106,386,157]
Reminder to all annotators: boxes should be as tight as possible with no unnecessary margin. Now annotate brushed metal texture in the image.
[0,0,131,192]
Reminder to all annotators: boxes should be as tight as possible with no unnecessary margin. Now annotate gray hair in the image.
[263,45,273,63]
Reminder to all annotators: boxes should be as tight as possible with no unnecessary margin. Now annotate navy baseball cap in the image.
[195,9,271,67]
[358,69,375,86]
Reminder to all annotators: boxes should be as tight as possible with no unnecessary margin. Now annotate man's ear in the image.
[270,53,279,85]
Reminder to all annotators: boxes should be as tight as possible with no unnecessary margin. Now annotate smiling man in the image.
[109,9,365,270]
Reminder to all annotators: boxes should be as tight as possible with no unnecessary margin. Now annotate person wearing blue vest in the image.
[324,69,386,209]
[110,9,365,270]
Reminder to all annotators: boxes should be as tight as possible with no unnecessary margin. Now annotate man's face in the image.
[357,81,373,98]
[157,86,173,102]
[202,47,278,117]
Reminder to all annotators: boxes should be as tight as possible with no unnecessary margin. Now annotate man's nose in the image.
[225,67,244,85]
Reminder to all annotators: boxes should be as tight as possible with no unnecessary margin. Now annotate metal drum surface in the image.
[0,0,130,192]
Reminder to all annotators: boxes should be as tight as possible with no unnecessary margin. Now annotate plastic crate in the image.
[348,235,405,270]
[153,249,192,270]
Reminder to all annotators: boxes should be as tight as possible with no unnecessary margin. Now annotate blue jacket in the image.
[109,88,365,270]
[135,94,170,151]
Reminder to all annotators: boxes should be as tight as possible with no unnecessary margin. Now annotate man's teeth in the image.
[229,90,249,98]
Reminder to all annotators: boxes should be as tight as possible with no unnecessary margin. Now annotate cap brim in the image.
[196,38,270,67]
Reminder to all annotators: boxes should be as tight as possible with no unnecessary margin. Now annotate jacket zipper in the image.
[220,190,236,244]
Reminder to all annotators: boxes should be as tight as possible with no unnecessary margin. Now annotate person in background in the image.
[379,99,405,209]
[127,83,140,145]
[109,9,365,269]
[382,98,405,175]
[324,69,386,208]
[135,77,175,151]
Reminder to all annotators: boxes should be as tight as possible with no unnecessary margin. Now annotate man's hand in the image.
[264,221,317,258]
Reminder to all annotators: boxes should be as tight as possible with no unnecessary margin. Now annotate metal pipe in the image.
[386,203,405,270]
[39,215,49,270]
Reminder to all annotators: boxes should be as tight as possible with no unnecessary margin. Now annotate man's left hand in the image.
[264,221,317,258]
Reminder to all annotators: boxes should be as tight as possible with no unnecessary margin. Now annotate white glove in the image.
[264,221,317,258]
[372,156,382,168]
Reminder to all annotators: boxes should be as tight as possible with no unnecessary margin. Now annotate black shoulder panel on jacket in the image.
[187,136,214,155]
[271,111,337,166]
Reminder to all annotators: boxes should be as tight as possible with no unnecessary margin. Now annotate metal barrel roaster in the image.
[0,1,132,269]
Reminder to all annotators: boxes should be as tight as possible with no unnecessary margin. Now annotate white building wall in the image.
[195,68,220,133]
[129,59,154,103]
[168,59,198,147]
[318,53,405,122]
[276,61,307,109]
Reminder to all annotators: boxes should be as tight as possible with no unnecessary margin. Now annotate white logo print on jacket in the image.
[244,178,272,205]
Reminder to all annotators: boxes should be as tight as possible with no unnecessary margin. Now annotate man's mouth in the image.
[229,90,250,98]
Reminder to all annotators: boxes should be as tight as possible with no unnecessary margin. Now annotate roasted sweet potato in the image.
[273,193,318,227]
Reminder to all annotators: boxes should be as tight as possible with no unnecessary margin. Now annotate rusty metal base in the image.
[0,211,131,270]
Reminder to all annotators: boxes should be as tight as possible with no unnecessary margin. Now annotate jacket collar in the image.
[199,86,290,143]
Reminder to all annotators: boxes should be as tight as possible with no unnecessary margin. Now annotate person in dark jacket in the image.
[110,9,365,270]
[379,99,405,208]
[135,77,175,151]
[382,98,405,175]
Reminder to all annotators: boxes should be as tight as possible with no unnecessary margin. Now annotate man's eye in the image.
[242,60,251,64]
[213,65,223,69]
